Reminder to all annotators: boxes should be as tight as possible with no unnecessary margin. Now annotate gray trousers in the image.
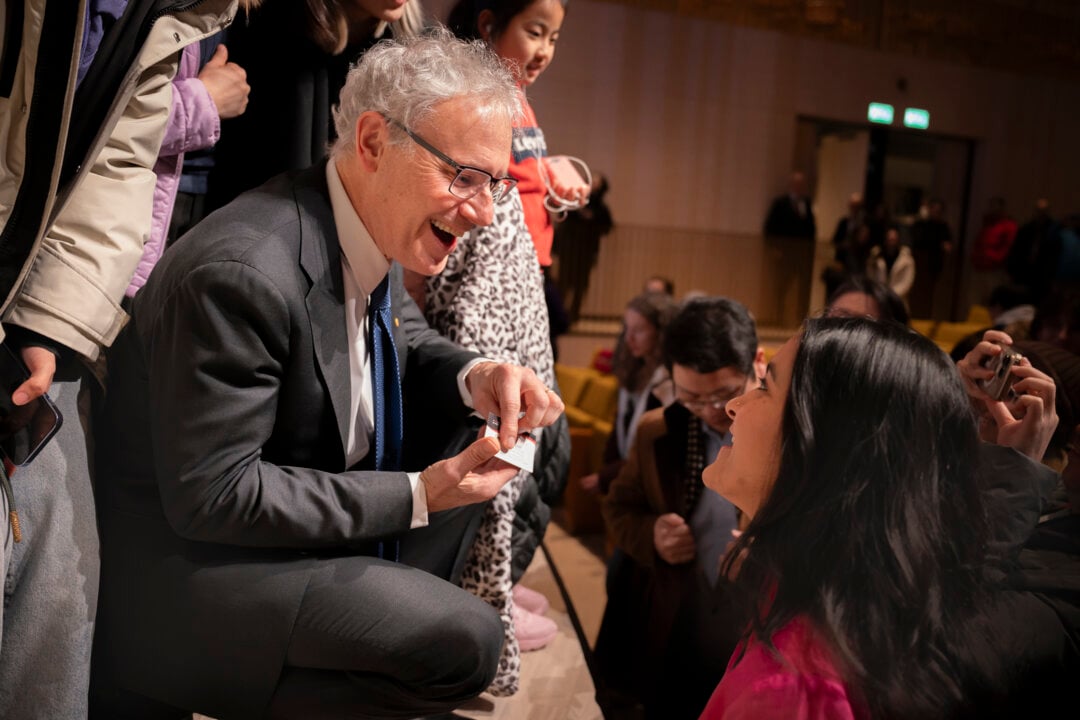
[0,375,98,719]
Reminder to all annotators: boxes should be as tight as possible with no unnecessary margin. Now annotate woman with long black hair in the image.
[700,317,1074,719]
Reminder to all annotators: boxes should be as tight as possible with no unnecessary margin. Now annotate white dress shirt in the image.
[326,162,493,529]
[326,162,432,528]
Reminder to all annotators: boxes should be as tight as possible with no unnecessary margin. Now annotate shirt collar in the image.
[700,419,731,446]
[326,159,390,296]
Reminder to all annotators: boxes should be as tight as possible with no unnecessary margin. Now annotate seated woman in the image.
[700,317,1075,719]
[580,291,679,494]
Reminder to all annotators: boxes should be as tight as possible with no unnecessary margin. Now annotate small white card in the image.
[484,413,539,473]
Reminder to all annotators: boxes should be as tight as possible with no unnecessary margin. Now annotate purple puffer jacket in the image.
[126,43,219,297]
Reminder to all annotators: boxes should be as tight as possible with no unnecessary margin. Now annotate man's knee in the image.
[420,595,503,701]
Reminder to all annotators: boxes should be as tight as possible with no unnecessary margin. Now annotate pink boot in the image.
[512,604,558,652]
[512,583,550,615]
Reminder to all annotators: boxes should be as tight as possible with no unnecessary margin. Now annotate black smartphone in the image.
[0,343,62,466]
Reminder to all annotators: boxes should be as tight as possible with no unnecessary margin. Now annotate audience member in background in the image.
[1007,198,1060,304]
[970,196,1018,308]
[909,197,953,318]
[866,224,915,305]
[830,191,866,276]
[1055,213,1080,284]
[552,173,615,323]
[0,3,240,717]
[597,297,765,720]
[949,284,1040,367]
[1030,284,1080,357]
[580,292,679,495]
[447,0,591,272]
[988,284,1037,334]
[544,266,571,360]
[764,170,817,327]
[825,275,910,326]
[420,184,571,688]
[644,274,676,297]
[701,317,1075,719]
[90,32,562,719]
[127,35,250,297]
[205,0,426,213]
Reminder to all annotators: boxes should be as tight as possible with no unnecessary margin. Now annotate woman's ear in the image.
[477,9,495,41]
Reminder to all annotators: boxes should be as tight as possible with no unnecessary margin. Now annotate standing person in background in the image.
[447,0,592,272]
[866,224,915,306]
[909,197,953,318]
[830,191,865,277]
[553,173,615,324]
[205,0,426,213]
[0,2,241,717]
[127,35,251,297]
[1007,198,1060,305]
[764,171,817,328]
[970,196,1018,309]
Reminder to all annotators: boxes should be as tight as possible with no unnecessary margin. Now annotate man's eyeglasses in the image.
[675,393,735,413]
[389,119,517,204]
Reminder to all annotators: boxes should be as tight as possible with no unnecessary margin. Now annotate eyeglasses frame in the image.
[388,118,517,204]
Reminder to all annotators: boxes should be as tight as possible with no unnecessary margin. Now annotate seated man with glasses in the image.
[89,30,564,719]
[597,297,765,720]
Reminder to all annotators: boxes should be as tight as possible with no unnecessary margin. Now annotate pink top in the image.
[700,616,868,720]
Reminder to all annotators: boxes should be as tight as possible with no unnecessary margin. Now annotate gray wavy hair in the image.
[330,26,521,160]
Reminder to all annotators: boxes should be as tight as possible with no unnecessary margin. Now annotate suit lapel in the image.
[296,162,352,454]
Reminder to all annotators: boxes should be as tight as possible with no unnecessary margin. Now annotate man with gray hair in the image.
[90,30,562,719]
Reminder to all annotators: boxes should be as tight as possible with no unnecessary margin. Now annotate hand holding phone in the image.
[0,343,62,466]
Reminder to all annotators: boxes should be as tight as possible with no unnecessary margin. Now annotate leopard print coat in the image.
[425,189,555,696]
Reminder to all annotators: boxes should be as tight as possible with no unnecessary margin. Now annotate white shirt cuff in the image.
[457,357,495,409]
[409,471,429,529]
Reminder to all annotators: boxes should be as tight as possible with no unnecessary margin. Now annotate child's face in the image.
[491,0,565,86]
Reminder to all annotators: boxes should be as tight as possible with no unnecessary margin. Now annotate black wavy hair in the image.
[722,317,988,719]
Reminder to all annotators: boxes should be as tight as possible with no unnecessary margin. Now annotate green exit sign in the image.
[904,108,930,129]
[867,102,894,124]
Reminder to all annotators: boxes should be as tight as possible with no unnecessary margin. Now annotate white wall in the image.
[487,1,1080,235]
[424,0,1080,319]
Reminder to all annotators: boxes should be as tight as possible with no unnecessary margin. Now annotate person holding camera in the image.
[700,318,1076,719]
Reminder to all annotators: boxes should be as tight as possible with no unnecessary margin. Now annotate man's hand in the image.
[653,512,696,565]
[579,472,600,494]
[420,436,518,513]
[13,346,56,406]
[465,362,563,451]
[198,44,249,119]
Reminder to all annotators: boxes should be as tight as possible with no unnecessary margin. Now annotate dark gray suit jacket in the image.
[94,162,479,718]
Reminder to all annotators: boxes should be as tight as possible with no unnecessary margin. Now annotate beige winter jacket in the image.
[0,0,238,360]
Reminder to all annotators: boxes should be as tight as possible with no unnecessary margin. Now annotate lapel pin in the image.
[394,317,399,327]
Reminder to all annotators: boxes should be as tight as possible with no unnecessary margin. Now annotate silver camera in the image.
[977,344,1021,402]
